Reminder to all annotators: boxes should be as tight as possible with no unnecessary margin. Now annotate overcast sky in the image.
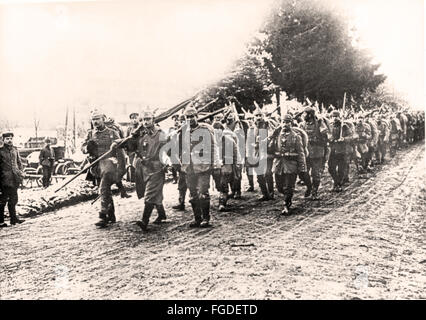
[0,0,424,128]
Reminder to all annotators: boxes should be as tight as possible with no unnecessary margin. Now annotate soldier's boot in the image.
[118,182,131,198]
[153,204,167,224]
[172,193,185,211]
[136,203,154,231]
[246,175,255,192]
[281,195,292,215]
[0,204,8,227]
[95,212,108,228]
[258,180,270,201]
[107,203,116,224]
[218,194,227,212]
[9,204,24,225]
[189,199,202,228]
[311,181,320,201]
[302,173,312,198]
[199,198,211,228]
[266,176,274,200]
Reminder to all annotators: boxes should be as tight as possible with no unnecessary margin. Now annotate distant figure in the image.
[39,138,55,188]
[0,132,25,227]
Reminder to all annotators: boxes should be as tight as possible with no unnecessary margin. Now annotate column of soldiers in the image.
[1,102,422,230]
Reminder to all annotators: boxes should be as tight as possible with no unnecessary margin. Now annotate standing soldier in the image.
[169,114,181,184]
[120,110,171,231]
[81,111,126,228]
[300,107,329,200]
[181,106,221,228]
[270,114,306,215]
[328,111,354,192]
[0,132,25,227]
[39,138,55,188]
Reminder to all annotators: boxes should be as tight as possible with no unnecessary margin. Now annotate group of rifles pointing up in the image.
[76,101,424,231]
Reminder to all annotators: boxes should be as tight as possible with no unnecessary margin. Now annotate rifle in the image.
[54,96,196,193]
[340,92,347,139]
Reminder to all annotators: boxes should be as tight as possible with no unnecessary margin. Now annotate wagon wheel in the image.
[36,166,43,175]
[55,163,65,175]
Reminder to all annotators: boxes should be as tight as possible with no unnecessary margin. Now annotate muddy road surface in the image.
[1,143,425,299]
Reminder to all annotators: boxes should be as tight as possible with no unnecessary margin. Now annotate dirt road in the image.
[1,143,425,300]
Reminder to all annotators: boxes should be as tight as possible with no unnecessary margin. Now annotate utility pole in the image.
[64,106,69,157]
[73,106,76,151]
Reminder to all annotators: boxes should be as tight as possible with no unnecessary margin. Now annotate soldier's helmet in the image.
[90,109,105,120]
[129,112,139,119]
[184,106,198,117]
[283,114,293,122]
[305,106,315,114]
[331,110,341,118]
[44,138,51,144]
[142,110,155,119]
[171,114,179,120]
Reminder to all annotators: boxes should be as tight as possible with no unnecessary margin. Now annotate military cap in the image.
[129,112,139,119]
[184,106,198,116]
[44,138,51,143]
[2,131,14,138]
[171,114,179,120]
[331,110,341,117]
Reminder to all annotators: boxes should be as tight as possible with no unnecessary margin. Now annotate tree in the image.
[254,0,386,108]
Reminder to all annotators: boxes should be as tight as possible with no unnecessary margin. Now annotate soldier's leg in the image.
[218,173,230,211]
[0,188,8,226]
[299,170,312,198]
[233,166,242,199]
[246,166,255,192]
[198,172,212,227]
[153,203,167,224]
[97,162,115,228]
[187,173,202,227]
[8,187,23,225]
[311,158,323,200]
[173,171,187,210]
[42,165,49,188]
[135,202,155,231]
[336,154,348,190]
[275,173,284,194]
[266,159,274,199]
[328,153,338,190]
[257,174,269,200]
[281,173,297,214]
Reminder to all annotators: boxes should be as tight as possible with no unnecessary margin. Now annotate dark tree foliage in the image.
[198,0,386,113]
[256,0,386,108]
[196,52,274,113]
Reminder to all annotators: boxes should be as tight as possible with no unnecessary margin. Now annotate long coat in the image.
[0,145,23,188]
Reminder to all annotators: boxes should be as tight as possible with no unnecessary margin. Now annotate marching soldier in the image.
[171,113,188,211]
[106,116,130,198]
[328,110,354,192]
[125,112,140,182]
[270,114,306,215]
[180,106,221,228]
[119,110,171,231]
[224,112,243,199]
[300,107,329,200]
[81,111,126,228]
[354,115,372,173]
[212,122,239,211]
[169,114,181,184]
[0,132,25,227]
[252,107,275,201]
[243,112,256,192]
[376,114,390,164]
